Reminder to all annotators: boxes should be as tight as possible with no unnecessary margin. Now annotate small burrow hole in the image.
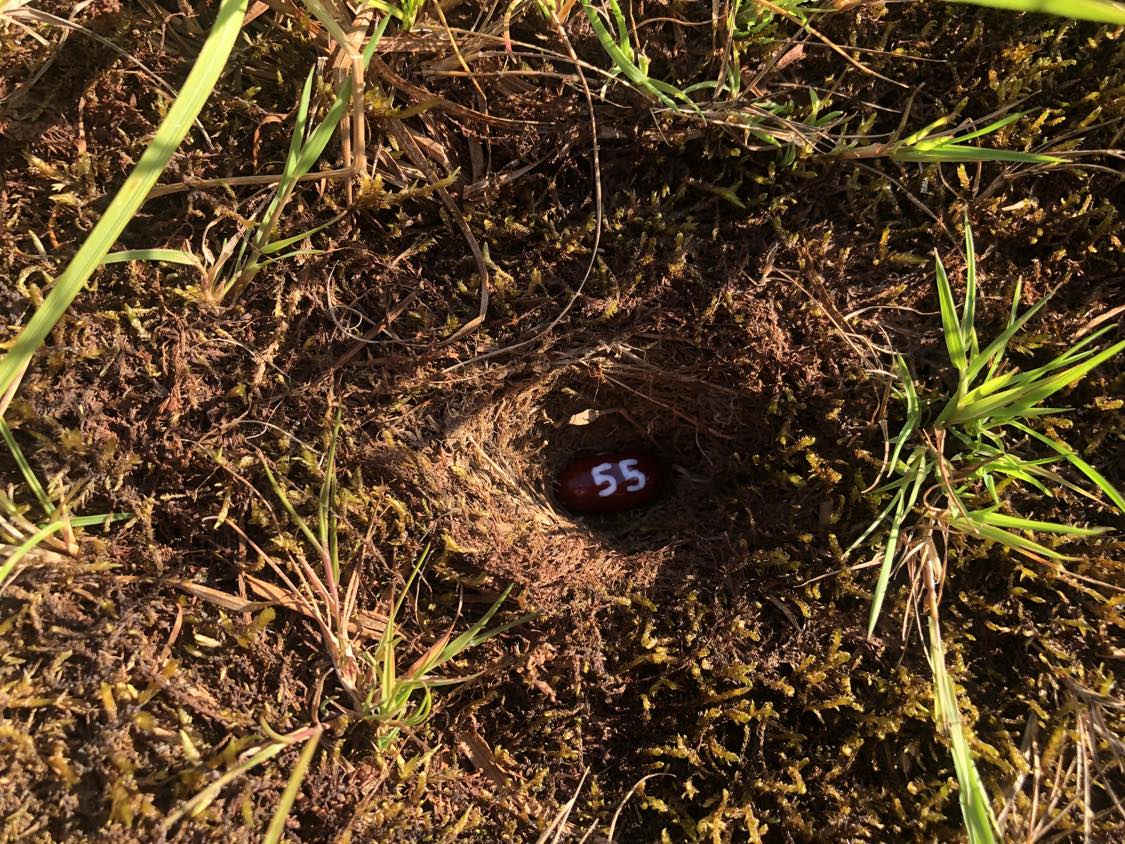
[420,351,781,607]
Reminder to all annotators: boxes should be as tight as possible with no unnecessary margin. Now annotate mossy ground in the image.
[1,2,1123,841]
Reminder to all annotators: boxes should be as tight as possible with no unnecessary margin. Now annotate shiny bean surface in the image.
[556,450,667,514]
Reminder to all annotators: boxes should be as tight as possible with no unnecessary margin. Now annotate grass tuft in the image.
[849,218,1123,842]
[167,414,531,834]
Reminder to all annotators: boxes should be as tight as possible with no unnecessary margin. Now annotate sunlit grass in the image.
[852,220,1123,637]
[206,14,391,304]
[0,0,249,412]
[950,0,1125,25]
[848,219,1123,843]
[577,0,1065,167]
[165,415,531,834]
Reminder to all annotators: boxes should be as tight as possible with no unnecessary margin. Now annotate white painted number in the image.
[591,462,617,497]
[619,458,647,492]
[591,459,648,497]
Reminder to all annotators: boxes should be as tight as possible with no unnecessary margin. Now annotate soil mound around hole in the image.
[419,349,775,610]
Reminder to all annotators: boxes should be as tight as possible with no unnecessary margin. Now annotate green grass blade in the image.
[443,583,516,657]
[845,494,901,557]
[951,339,1125,426]
[0,418,52,515]
[902,116,951,146]
[100,248,201,267]
[0,520,66,589]
[648,78,705,114]
[1012,422,1125,512]
[946,0,1125,25]
[260,214,344,255]
[928,614,997,844]
[288,18,389,163]
[975,460,1053,497]
[947,516,1074,561]
[958,340,1104,408]
[867,450,927,637]
[894,146,1063,165]
[961,220,978,359]
[987,406,1070,422]
[964,291,1053,382]
[263,729,323,844]
[233,15,388,295]
[986,277,1025,382]
[67,512,132,527]
[260,459,324,555]
[944,113,1023,145]
[284,68,316,184]
[935,252,967,376]
[968,508,1110,536]
[886,355,920,472]
[254,67,315,249]
[1008,278,1023,324]
[300,0,359,52]
[392,545,431,621]
[0,0,249,406]
[580,0,677,108]
[607,0,632,58]
[165,740,287,829]
[983,473,1000,504]
[239,248,325,277]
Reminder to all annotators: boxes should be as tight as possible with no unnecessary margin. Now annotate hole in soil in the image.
[420,346,784,606]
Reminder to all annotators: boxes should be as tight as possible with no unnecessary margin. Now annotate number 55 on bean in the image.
[556,450,668,514]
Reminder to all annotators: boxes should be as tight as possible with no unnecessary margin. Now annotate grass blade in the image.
[283,69,316,184]
[259,214,344,255]
[946,517,1074,561]
[224,14,390,300]
[866,449,927,637]
[101,248,201,267]
[986,278,1024,381]
[0,0,249,405]
[947,0,1125,26]
[1012,422,1125,512]
[964,291,1054,383]
[950,339,1125,426]
[961,220,978,359]
[67,512,132,528]
[260,459,324,555]
[253,67,315,252]
[968,508,1110,536]
[928,613,997,844]
[165,740,287,828]
[0,520,67,589]
[959,334,1107,408]
[943,113,1023,145]
[894,146,1062,165]
[889,354,921,471]
[580,0,677,108]
[300,0,360,55]
[0,418,52,515]
[263,728,323,844]
[845,493,900,558]
[935,251,967,376]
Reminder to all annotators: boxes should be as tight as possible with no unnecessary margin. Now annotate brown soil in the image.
[1,1,1123,842]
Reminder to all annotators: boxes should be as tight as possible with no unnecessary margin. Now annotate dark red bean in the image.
[556,450,668,514]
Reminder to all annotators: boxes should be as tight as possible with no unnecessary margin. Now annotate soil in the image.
[1,1,1123,842]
